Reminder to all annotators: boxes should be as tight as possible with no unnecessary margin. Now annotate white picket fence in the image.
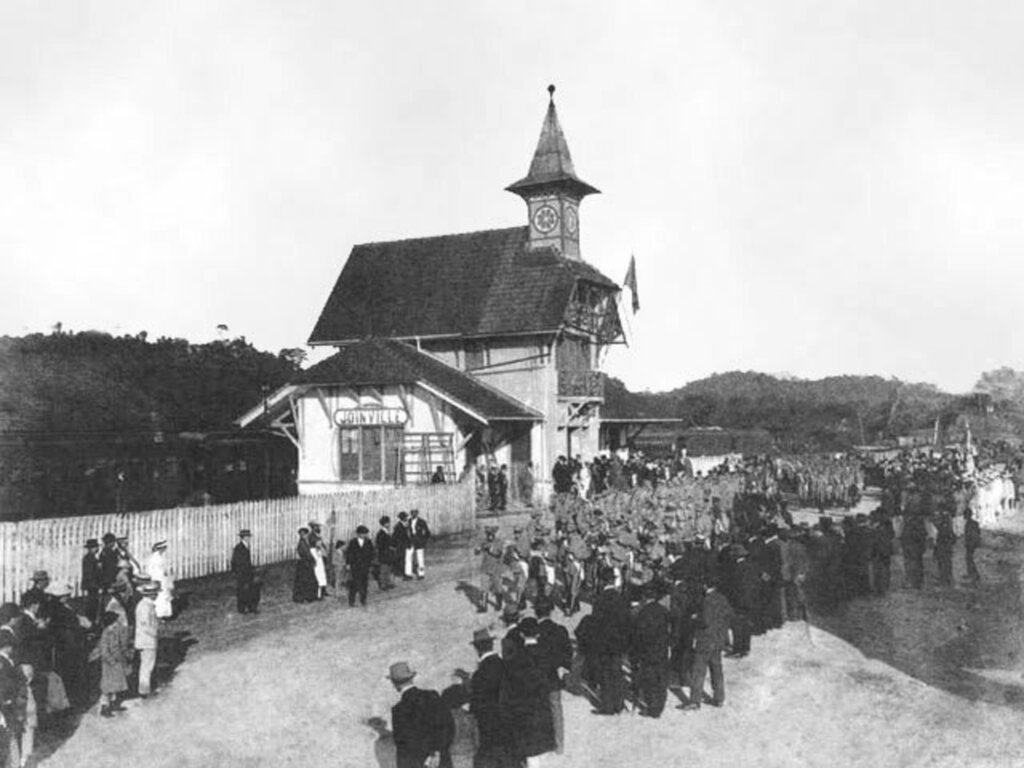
[0,482,475,603]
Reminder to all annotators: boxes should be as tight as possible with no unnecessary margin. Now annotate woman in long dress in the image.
[292,528,319,603]
[308,523,328,599]
[146,541,175,619]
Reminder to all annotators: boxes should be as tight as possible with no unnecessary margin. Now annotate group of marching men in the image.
[0,533,174,766]
[393,480,986,768]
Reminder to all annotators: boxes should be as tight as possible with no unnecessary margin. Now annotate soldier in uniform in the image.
[473,526,506,613]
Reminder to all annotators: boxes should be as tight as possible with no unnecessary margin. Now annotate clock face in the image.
[565,205,578,236]
[532,204,559,234]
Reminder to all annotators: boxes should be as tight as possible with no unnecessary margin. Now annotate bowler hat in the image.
[31,570,49,582]
[85,539,99,548]
[470,628,495,645]
[239,529,252,538]
[386,661,416,684]
[102,533,117,544]
[356,525,369,535]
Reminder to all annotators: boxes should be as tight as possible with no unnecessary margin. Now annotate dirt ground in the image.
[37,504,1024,768]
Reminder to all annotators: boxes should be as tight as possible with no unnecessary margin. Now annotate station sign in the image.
[333,407,408,427]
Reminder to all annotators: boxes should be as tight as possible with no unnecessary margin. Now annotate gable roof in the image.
[308,226,618,345]
[237,339,541,428]
[307,339,541,422]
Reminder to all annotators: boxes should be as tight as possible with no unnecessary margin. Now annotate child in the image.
[98,611,130,717]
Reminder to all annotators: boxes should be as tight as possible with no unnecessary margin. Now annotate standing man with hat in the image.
[134,581,160,698]
[375,517,396,591]
[344,525,375,607]
[466,628,515,768]
[81,539,101,622]
[98,533,121,596]
[387,661,453,768]
[394,512,413,581]
[20,571,54,621]
[408,510,431,580]
[231,530,260,614]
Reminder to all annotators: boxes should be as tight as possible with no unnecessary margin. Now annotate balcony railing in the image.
[557,369,605,400]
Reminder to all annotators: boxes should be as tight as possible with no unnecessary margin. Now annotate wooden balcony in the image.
[557,369,605,401]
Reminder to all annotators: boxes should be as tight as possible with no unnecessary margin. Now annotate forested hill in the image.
[0,332,302,434]
[1,332,1018,451]
[604,371,1005,452]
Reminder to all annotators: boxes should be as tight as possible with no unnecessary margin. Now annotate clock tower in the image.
[506,85,599,261]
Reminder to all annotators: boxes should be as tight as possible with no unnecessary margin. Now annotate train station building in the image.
[237,89,625,501]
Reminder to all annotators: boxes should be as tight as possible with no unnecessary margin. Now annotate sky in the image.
[2,0,1023,395]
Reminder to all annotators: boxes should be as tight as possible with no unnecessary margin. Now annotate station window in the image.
[338,426,403,483]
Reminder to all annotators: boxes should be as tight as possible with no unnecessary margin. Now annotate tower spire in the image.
[506,86,598,260]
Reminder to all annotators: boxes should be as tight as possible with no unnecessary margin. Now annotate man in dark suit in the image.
[388,661,453,768]
[409,510,431,580]
[345,525,376,607]
[466,629,515,768]
[682,579,734,710]
[534,596,572,752]
[375,516,395,591]
[590,567,632,715]
[231,529,260,614]
[394,512,413,581]
[81,539,101,621]
[630,583,671,718]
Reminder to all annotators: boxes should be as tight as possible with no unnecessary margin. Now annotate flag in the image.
[623,254,639,313]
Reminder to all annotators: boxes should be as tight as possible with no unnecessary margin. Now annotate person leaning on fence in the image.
[231,529,260,615]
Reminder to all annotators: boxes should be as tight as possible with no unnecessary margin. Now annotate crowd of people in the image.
[379,451,991,768]
[0,533,174,767]
[0,441,1010,767]
[287,508,434,609]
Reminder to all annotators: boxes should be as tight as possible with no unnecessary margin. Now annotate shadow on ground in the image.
[807,529,1024,710]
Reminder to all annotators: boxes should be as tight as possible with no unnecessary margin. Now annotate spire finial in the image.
[547,84,556,103]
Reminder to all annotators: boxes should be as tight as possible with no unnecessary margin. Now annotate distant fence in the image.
[0,482,474,603]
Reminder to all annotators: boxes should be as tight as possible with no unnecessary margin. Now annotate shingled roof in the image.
[505,87,600,200]
[308,226,618,345]
[302,339,541,422]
